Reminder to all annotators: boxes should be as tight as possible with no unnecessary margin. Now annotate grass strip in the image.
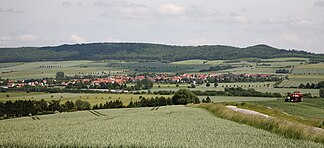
[190,103,324,144]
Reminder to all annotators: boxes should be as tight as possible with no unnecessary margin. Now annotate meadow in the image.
[253,98,324,119]
[0,92,172,106]
[0,106,322,147]
[151,82,320,96]
[198,96,277,102]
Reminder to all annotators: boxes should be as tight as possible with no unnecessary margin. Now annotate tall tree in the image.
[55,71,65,79]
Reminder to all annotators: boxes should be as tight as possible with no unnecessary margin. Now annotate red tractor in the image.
[285,91,303,102]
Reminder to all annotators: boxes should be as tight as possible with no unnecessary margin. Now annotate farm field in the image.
[257,61,303,68]
[0,60,125,80]
[198,96,277,102]
[253,98,324,119]
[259,57,309,62]
[279,76,324,88]
[0,58,317,80]
[108,61,210,73]
[150,82,320,96]
[0,106,322,147]
[171,59,224,65]
[0,92,171,105]
[292,63,324,75]
[278,63,324,87]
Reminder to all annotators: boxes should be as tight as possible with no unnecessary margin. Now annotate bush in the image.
[172,89,200,105]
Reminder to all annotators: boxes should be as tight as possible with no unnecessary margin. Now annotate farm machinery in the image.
[285,91,303,102]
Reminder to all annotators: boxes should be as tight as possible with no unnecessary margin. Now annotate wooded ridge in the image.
[0,43,323,62]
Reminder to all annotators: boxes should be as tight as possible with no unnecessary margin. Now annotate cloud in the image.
[69,34,85,43]
[62,1,82,7]
[16,34,37,42]
[280,33,299,42]
[232,16,249,23]
[0,36,12,45]
[314,1,324,7]
[94,0,128,8]
[185,6,219,22]
[105,37,122,42]
[0,36,12,41]
[0,8,23,14]
[62,2,74,7]
[95,0,152,19]
[159,3,185,15]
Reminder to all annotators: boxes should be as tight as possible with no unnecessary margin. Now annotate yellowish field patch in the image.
[289,75,324,79]
[261,57,309,62]
[171,59,223,65]
[0,92,172,106]
[296,63,324,69]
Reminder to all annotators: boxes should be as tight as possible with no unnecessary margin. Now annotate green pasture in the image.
[198,96,277,102]
[171,59,224,65]
[153,83,190,89]
[292,63,324,75]
[149,82,320,96]
[108,62,210,73]
[259,57,309,62]
[0,92,45,98]
[0,62,23,68]
[254,98,324,119]
[277,63,324,87]
[257,61,303,68]
[0,106,322,147]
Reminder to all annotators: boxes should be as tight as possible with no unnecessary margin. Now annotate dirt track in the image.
[226,106,270,118]
[226,105,324,133]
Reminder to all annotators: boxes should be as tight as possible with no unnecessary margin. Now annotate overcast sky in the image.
[0,0,323,53]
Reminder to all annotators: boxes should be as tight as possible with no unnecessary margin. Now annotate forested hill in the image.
[0,43,323,62]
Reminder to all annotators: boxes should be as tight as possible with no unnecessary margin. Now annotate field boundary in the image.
[190,103,324,144]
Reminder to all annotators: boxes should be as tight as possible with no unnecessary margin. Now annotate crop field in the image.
[149,82,320,96]
[219,66,280,74]
[278,63,324,87]
[257,61,303,68]
[279,76,324,88]
[0,106,322,147]
[259,57,309,62]
[292,63,324,75]
[171,59,224,65]
[0,92,171,105]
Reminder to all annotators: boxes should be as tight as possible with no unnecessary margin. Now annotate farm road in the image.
[226,106,270,118]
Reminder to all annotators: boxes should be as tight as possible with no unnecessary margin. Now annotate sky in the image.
[0,0,323,53]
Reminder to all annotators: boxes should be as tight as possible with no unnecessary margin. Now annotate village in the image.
[0,72,278,91]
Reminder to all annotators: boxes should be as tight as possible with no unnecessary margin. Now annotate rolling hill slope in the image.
[0,43,323,62]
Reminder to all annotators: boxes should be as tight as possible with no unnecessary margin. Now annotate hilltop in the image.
[0,43,323,62]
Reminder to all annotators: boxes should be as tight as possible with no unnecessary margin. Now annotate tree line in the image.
[0,89,200,120]
[298,81,324,89]
[0,99,91,119]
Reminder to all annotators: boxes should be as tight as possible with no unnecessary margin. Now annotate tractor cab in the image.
[285,91,303,102]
